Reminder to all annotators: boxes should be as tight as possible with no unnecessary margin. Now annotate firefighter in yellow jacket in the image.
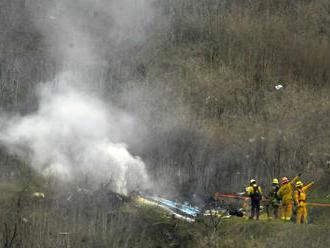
[246,179,263,220]
[277,174,300,221]
[294,181,314,224]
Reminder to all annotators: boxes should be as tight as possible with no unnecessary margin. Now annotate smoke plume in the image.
[0,0,155,194]
[30,0,154,71]
[0,73,148,194]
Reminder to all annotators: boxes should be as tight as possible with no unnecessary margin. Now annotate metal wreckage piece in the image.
[134,192,245,222]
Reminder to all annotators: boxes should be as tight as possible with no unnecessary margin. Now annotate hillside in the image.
[0,0,329,247]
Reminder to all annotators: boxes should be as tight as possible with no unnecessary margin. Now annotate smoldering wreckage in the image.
[29,174,330,227]
[1,4,329,243]
[31,187,245,223]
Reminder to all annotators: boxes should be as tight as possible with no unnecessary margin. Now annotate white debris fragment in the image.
[49,16,56,20]
[67,193,72,201]
[275,84,283,90]
[32,192,45,199]
[248,138,255,143]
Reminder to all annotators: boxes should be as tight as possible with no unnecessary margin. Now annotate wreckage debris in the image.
[135,193,245,222]
[275,84,283,90]
[32,192,45,199]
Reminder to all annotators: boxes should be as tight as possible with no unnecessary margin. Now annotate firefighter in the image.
[246,179,262,220]
[294,180,314,224]
[268,178,281,219]
[277,174,301,221]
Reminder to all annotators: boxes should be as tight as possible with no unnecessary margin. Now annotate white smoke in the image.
[0,73,148,194]
[0,0,156,194]
[29,0,154,70]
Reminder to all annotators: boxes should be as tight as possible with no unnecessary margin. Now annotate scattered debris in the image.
[66,193,72,201]
[135,192,246,222]
[148,195,200,219]
[204,209,230,218]
[275,84,283,90]
[228,208,244,217]
[32,192,45,199]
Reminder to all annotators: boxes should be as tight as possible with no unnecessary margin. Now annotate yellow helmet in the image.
[272,178,279,184]
[281,177,289,185]
[296,181,303,187]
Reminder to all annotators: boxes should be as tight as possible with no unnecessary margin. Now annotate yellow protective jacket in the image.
[294,182,314,207]
[246,186,263,201]
[277,176,299,204]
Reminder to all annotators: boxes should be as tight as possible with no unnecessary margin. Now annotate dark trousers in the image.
[273,205,279,219]
[266,204,279,219]
[250,200,260,220]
